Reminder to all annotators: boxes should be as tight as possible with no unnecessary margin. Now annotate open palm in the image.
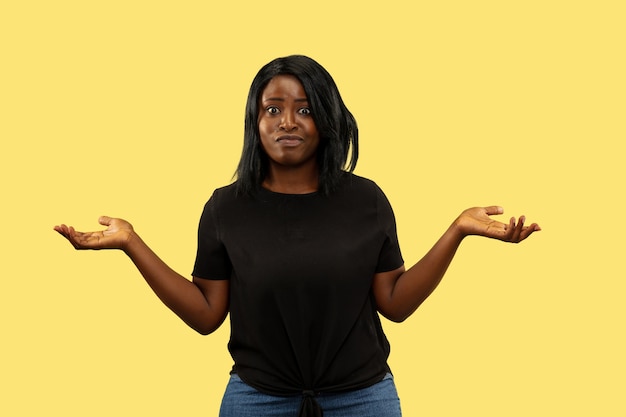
[54,216,134,250]
[456,206,540,243]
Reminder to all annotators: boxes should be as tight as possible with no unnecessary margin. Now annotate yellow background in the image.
[2,1,624,416]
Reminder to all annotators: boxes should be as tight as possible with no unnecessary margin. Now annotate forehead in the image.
[261,75,308,101]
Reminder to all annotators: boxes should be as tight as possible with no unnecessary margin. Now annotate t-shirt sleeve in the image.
[191,190,232,280]
[374,185,404,273]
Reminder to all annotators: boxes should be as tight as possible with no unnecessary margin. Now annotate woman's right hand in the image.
[54,216,135,251]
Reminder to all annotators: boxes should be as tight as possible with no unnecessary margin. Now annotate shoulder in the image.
[204,182,239,206]
[213,181,239,196]
[198,183,243,223]
[337,172,386,197]
[339,172,376,189]
[338,173,397,215]
[198,182,250,231]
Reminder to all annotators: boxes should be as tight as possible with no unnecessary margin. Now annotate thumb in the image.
[98,216,113,227]
[484,206,504,216]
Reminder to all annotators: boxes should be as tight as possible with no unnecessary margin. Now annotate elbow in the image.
[190,312,228,336]
[381,311,410,323]
[193,323,219,336]
[378,304,420,323]
[390,315,409,324]
[194,325,212,336]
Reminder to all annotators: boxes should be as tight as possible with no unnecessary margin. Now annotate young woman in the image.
[54,55,540,417]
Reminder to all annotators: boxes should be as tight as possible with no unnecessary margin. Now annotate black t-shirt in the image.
[192,173,404,396]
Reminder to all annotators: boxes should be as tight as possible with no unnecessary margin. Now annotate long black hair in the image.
[235,55,358,196]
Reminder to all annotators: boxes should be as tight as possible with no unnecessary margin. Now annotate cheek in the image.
[305,119,319,136]
[257,119,269,140]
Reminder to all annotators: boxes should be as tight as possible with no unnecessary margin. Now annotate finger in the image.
[519,223,541,241]
[503,217,516,240]
[68,226,83,249]
[53,225,72,241]
[484,206,504,216]
[511,215,525,242]
[53,224,67,235]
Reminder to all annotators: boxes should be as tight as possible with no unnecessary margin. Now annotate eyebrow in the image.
[262,97,309,103]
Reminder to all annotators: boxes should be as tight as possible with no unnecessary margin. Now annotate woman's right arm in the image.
[54,216,229,335]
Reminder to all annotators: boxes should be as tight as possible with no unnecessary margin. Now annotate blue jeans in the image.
[219,373,402,417]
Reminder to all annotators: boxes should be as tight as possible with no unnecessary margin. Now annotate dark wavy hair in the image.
[235,55,358,196]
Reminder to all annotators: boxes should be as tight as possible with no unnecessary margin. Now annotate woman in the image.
[54,55,540,417]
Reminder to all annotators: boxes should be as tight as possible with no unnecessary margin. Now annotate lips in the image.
[276,134,303,142]
[275,134,304,146]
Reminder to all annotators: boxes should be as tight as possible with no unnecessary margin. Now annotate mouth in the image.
[275,135,304,145]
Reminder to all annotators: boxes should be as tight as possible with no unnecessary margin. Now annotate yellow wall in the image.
[2,1,624,415]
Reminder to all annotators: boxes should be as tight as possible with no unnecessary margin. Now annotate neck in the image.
[262,164,319,194]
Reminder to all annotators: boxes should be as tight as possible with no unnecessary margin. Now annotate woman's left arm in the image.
[372,206,540,322]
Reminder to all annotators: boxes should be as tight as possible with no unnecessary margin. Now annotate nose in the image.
[279,111,297,131]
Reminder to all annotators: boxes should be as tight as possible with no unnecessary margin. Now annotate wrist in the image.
[122,229,140,254]
[449,218,468,242]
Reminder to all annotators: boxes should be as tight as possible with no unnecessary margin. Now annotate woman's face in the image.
[258,75,320,170]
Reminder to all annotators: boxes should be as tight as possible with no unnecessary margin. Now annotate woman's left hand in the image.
[454,206,541,243]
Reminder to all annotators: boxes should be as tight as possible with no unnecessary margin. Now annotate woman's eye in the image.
[299,107,311,115]
[267,106,280,114]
